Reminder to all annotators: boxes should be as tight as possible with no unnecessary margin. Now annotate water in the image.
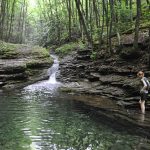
[0,55,149,150]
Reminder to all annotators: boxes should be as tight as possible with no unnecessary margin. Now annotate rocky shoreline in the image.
[57,48,150,110]
[57,47,150,141]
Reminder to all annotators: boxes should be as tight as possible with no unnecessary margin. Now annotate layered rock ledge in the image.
[57,47,150,140]
[0,41,53,90]
[57,48,150,109]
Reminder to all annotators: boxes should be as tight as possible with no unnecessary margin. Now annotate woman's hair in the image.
[137,71,144,76]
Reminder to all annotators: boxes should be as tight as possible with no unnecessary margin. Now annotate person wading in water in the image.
[137,71,149,114]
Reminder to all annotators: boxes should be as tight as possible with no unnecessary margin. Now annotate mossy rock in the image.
[0,40,50,59]
[30,46,50,58]
[55,42,86,57]
[119,47,141,59]
[0,41,19,59]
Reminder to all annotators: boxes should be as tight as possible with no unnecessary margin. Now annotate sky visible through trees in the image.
[29,0,36,8]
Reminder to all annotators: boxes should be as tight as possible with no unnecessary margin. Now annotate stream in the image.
[0,55,149,150]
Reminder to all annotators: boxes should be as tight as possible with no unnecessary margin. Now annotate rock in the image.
[0,42,53,90]
[120,47,141,59]
[58,45,150,109]
[77,49,92,55]
[0,82,5,87]
[2,64,26,74]
[76,55,91,61]
[87,75,100,82]
[0,73,28,80]
[98,65,116,75]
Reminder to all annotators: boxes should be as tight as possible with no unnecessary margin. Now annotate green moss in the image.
[55,42,86,57]
[30,46,50,58]
[0,41,19,59]
[0,41,50,60]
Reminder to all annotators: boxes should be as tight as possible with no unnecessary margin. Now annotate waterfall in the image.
[24,54,61,92]
[47,55,59,84]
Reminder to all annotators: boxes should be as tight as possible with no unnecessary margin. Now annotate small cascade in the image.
[24,54,61,92]
[47,54,59,84]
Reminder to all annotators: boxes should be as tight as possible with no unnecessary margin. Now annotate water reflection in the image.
[0,88,149,149]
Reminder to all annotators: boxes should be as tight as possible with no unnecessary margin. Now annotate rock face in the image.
[0,42,53,90]
[57,48,150,110]
[57,46,150,138]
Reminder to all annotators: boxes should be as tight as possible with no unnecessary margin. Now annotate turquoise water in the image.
[0,86,148,150]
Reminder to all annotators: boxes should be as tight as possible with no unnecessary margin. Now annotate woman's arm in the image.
[141,78,147,91]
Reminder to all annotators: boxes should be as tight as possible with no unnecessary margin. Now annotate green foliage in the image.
[0,0,149,56]
[90,51,97,60]
[55,42,86,57]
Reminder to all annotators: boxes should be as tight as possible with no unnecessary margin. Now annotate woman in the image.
[137,71,149,114]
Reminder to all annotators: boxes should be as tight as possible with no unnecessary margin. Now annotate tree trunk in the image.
[0,0,7,40]
[7,0,16,42]
[109,0,114,54]
[133,0,141,50]
[66,0,72,40]
[75,0,93,46]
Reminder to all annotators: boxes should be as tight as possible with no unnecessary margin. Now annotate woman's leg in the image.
[140,100,145,114]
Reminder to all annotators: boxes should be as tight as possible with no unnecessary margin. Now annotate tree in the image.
[134,0,141,49]
[75,0,93,46]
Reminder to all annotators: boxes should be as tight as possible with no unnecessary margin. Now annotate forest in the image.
[1,1,150,149]
[0,0,149,53]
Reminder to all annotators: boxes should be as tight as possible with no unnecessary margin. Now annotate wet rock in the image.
[0,43,53,90]
[0,82,5,87]
[0,73,28,80]
[76,55,91,60]
[87,75,99,82]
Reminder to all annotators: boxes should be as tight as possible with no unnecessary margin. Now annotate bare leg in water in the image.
[139,100,145,114]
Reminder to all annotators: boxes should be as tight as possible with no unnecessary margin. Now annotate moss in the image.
[30,46,50,58]
[0,40,50,59]
[0,41,19,59]
[55,42,86,57]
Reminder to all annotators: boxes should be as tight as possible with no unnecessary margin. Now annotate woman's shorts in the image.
[140,92,148,101]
